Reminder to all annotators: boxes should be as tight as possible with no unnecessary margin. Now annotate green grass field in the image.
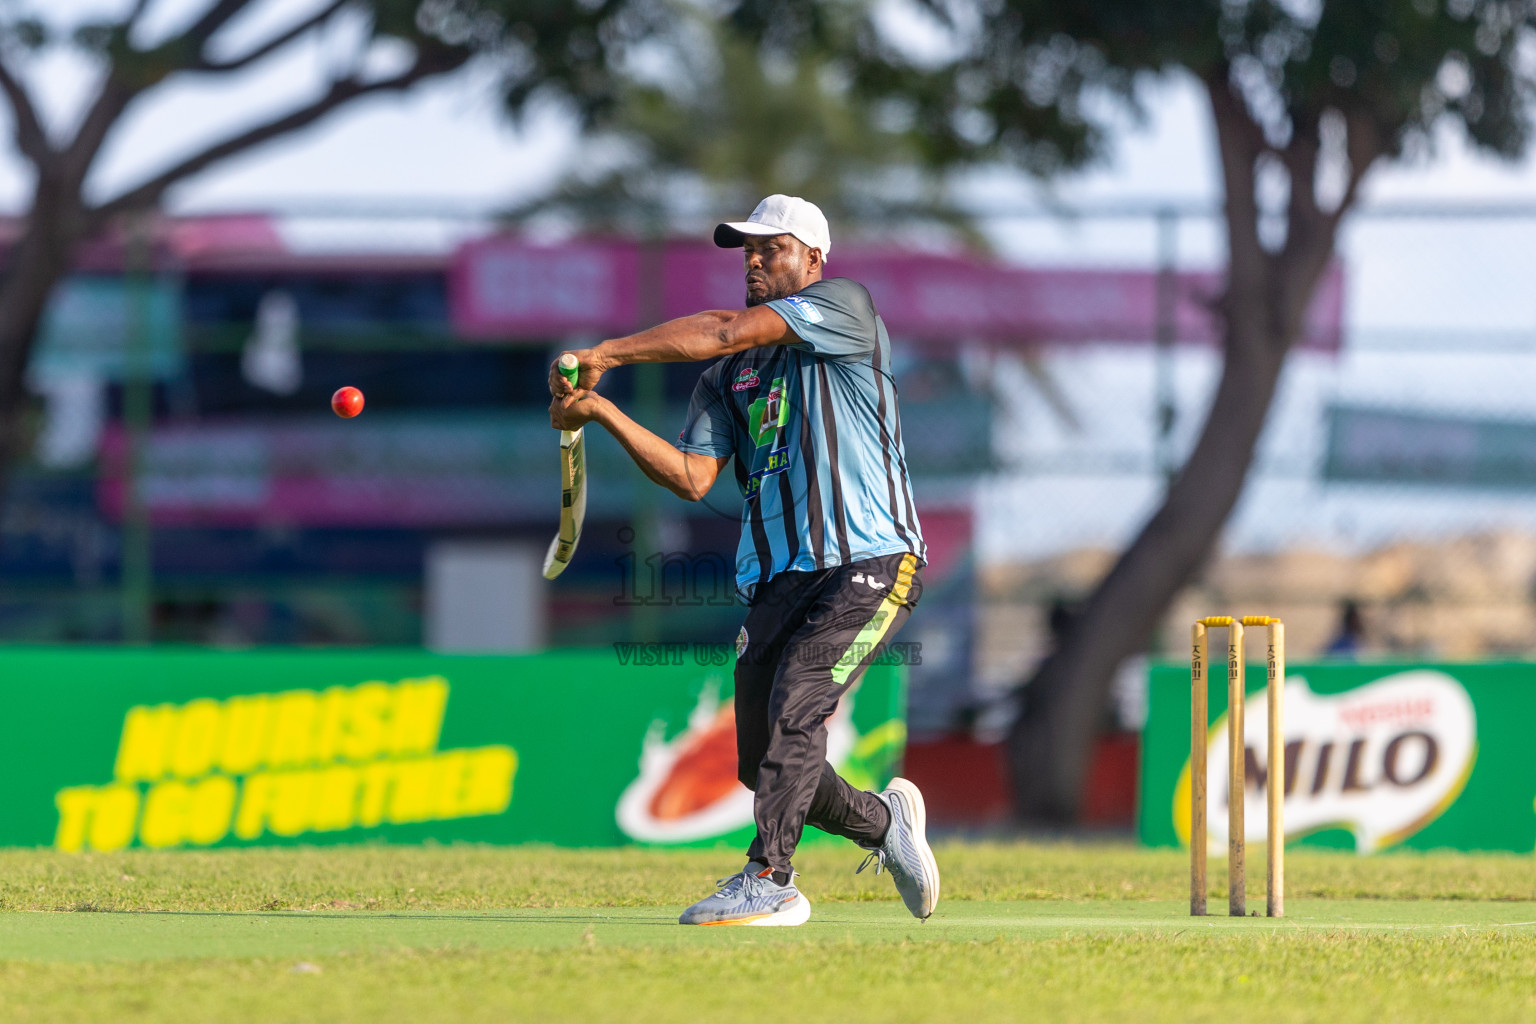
[1,842,1533,1023]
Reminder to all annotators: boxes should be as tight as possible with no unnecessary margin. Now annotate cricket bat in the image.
[543,354,587,580]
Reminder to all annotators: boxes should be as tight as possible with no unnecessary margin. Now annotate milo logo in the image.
[1175,670,1477,853]
[732,367,760,392]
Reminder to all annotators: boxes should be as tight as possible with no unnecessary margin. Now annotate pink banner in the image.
[449,238,642,339]
[451,238,1344,350]
[97,416,555,527]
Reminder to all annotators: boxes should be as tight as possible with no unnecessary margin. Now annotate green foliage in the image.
[0,2,649,122]
[715,0,1536,212]
[8,16,45,49]
[518,16,980,235]
[494,1,1069,238]
[723,0,1105,175]
[467,0,656,123]
[934,0,1536,177]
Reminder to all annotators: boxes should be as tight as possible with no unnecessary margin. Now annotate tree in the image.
[913,0,1536,821]
[710,0,1536,822]
[513,13,988,242]
[0,0,641,487]
[713,0,1536,819]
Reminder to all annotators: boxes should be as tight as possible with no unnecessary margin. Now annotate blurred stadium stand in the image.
[12,204,1536,798]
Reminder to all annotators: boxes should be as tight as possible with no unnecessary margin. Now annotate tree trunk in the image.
[1005,265,1342,821]
[1004,71,1346,822]
[1006,308,1287,821]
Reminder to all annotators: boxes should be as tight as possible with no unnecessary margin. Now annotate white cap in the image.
[714,195,831,261]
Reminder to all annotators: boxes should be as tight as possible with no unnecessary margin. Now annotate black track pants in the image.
[734,551,923,872]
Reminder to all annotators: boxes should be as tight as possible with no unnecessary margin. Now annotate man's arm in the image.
[550,391,729,502]
[549,305,792,395]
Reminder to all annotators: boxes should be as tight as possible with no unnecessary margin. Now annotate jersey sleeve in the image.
[766,278,878,362]
[675,366,737,458]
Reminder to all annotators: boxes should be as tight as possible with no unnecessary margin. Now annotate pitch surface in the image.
[0,844,1532,1023]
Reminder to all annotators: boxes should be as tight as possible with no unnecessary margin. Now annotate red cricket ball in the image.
[331,386,365,418]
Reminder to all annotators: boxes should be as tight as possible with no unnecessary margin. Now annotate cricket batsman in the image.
[548,195,938,927]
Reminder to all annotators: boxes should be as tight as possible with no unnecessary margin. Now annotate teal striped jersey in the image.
[677,277,926,600]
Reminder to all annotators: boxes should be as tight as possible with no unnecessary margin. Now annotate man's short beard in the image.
[745,281,794,307]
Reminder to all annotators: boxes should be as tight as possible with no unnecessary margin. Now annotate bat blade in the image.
[542,427,587,580]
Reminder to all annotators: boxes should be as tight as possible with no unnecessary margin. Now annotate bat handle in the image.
[558,352,580,388]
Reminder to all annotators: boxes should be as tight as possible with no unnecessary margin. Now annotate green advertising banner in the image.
[1141,661,1536,853]
[0,649,905,852]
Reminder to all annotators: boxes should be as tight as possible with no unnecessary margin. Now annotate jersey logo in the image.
[748,378,789,448]
[851,572,887,591]
[744,446,791,499]
[782,294,824,324]
[744,377,791,501]
[732,367,760,392]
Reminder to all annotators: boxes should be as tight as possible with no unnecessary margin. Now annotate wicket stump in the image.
[1190,615,1285,918]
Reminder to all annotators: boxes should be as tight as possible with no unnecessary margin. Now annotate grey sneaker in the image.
[678,861,811,927]
[858,777,940,919]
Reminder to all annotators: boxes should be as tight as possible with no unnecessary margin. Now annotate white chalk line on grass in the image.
[825,917,1536,933]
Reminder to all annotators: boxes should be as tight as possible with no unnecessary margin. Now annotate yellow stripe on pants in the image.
[831,553,918,687]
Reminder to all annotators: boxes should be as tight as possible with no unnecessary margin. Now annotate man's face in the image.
[743,234,822,306]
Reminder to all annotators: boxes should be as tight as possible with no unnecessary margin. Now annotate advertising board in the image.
[1140,661,1536,853]
[0,649,904,852]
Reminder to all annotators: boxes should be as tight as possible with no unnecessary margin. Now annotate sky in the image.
[0,0,577,213]
[4,0,1535,338]
[6,3,1536,215]
[14,1,1536,561]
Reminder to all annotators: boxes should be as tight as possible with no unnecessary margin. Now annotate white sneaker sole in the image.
[690,894,812,927]
[887,777,941,919]
[744,894,811,927]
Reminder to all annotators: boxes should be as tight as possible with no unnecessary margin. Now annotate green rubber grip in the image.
[558,354,579,387]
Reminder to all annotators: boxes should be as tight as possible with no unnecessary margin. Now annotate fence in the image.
[9,201,1536,739]
[962,200,1536,738]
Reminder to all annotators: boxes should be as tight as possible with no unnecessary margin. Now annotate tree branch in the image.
[198,0,351,73]
[81,0,327,177]
[1281,111,1319,216]
[181,0,257,47]
[0,53,52,166]
[122,0,155,33]
[1326,107,1382,231]
[87,53,467,223]
[1204,65,1268,288]
[69,0,277,174]
[61,74,138,188]
[1281,109,1327,263]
